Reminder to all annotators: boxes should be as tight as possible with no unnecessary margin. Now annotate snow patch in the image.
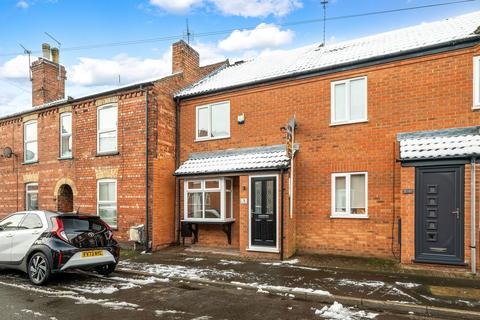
[155,309,186,316]
[315,302,378,319]
[337,279,385,289]
[185,257,206,262]
[21,309,43,317]
[231,281,331,297]
[395,282,421,289]
[218,259,244,265]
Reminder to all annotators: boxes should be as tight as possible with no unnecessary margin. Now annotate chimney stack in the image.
[31,43,66,107]
[172,40,200,81]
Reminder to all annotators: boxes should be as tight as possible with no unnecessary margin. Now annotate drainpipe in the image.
[144,87,150,252]
[175,97,181,244]
[280,169,285,261]
[471,157,477,275]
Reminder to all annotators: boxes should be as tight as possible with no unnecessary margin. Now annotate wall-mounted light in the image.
[237,113,245,125]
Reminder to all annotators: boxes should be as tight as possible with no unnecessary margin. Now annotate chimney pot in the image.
[51,47,59,64]
[42,43,51,60]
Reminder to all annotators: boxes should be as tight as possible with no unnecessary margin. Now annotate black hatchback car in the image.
[0,211,120,285]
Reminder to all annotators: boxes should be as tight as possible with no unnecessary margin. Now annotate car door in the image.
[0,213,26,263]
[11,213,47,263]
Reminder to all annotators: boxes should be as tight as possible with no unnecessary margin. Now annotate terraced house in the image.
[174,11,480,272]
[0,40,225,249]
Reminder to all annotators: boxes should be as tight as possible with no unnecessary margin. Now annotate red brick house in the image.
[0,40,225,249]
[174,11,480,272]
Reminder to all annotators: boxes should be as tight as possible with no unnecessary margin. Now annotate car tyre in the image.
[95,263,116,276]
[28,252,51,285]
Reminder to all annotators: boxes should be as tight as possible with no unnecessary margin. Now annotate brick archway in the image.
[57,184,74,213]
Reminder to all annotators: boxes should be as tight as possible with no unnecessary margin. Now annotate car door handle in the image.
[452,208,460,219]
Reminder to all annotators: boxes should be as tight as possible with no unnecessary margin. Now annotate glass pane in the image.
[351,174,366,214]
[99,182,115,201]
[25,141,37,162]
[211,104,229,138]
[350,79,366,121]
[26,184,38,192]
[187,181,202,190]
[254,181,262,213]
[187,192,203,219]
[205,180,219,189]
[61,135,72,157]
[335,176,347,213]
[333,83,346,122]
[27,192,38,210]
[98,106,117,131]
[98,204,117,228]
[20,214,43,229]
[226,191,232,219]
[61,114,72,134]
[197,107,209,138]
[266,180,274,215]
[0,214,25,230]
[99,131,117,152]
[225,179,232,191]
[25,122,37,141]
[205,191,221,219]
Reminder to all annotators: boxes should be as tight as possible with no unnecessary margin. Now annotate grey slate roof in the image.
[397,126,480,160]
[175,145,294,176]
[176,11,480,98]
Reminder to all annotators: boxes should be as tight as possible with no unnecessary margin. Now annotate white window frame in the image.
[60,112,72,158]
[183,177,234,222]
[474,56,480,109]
[331,172,368,219]
[25,182,38,211]
[97,104,118,154]
[24,120,38,163]
[97,179,118,229]
[330,76,368,125]
[195,101,230,141]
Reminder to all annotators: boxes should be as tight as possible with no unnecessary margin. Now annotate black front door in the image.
[251,177,277,247]
[415,165,464,265]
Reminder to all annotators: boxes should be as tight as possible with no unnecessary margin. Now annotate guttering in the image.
[176,37,480,100]
[143,86,151,252]
[280,169,285,261]
[471,157,477,275]
[175,97,181,244]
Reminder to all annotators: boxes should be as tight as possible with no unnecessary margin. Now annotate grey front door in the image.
[415,165,464,265]
[251,177,277,247]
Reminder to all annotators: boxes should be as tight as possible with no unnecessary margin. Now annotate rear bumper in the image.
[60,250,116,271]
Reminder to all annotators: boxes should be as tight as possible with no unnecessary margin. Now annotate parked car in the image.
[0,211,120,285]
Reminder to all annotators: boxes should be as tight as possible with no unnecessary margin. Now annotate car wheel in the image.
[95,263,116,276]
[28,252,51,285]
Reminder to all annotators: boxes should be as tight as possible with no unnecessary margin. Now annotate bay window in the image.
[474,56,480,108]
[331,77,367,125]
[24,120,38,163]
[184,178,233,221]
[331,172,368,218]
[97,179,117,228]
[60,112,72,158]
[196,101,230,141]
[97,104,118,154]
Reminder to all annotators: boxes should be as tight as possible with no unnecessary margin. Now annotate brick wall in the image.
[179,44,480,261]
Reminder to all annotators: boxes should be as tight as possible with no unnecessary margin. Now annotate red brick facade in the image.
[177,43,480,268]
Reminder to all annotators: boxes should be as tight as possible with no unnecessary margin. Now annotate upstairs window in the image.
[24,120,38,163]
[97,104,118,154]
[331,172,368,219]
[184,178,233,221]
[331,77,367,125]
[474,56,480,108]
[196,101,230,141]
[60,112,72,158]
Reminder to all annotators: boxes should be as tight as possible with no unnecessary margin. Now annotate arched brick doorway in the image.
[57,184,74,213]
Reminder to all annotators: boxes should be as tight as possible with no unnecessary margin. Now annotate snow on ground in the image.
[218,259,244,265]
[155,309,187,316]
[395,282,420,289]
[231,281,331,297]
[21,309,43,317]
[336,279,385,289]
[261,259,319,271]
[63,275,163,295]
[185,257,206,262]
[314,302,378,319]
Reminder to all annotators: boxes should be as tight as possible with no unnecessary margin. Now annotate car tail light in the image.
[99,220,113,240]
[52,217,69,242]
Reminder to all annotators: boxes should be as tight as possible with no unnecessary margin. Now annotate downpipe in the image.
[471,158,477,275]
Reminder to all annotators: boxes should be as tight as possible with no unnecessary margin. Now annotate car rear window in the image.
[60,217,105,233]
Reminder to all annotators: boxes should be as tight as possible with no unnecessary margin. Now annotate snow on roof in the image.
[175,145,292,176]
[176,11,480,98]
[397,126,480,160]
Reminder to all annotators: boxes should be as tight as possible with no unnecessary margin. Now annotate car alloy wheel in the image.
[28,253,50,285]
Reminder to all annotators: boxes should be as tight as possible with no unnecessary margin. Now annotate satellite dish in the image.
[3,147,13,158]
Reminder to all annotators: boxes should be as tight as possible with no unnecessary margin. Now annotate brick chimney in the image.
[31,43,67,107]
[172,40,200,80]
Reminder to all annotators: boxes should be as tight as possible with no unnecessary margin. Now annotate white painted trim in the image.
[474,56,480,109]
[195,101,230,141]
[97,179,118,228]
[331,172,368,219]
[330,76,368,125]
[23,120,38,163]
[248,174,280,253]
[96,104,118,154]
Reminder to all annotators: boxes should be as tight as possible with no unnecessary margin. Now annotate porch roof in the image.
[174,145,293,176]
[397,126,480,161]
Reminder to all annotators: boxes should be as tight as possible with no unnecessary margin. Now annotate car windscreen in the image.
[60,217,105,233]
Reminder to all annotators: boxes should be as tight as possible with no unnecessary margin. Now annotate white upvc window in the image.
[196,101,230,141]
[97,104,118,154]
[26,183,38,211]
[474,56,480,109]
[331,76,367,125]
[97,179,117,229]
[184,178,234,222]
[24,120,38,163]
[331,172,368,219]
[60,112,72,158]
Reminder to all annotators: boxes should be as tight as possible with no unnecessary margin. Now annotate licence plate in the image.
[81,250,104,258]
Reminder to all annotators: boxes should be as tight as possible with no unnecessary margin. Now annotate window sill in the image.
[22,160,38,165]
[330,214,369,219]
[182,218,235,224]
[330,119,368,127]
[96,151,119,157]
[58,156,73,161]
[473,105,480,110]
[195,136,230,143]
[247,246,279,254]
